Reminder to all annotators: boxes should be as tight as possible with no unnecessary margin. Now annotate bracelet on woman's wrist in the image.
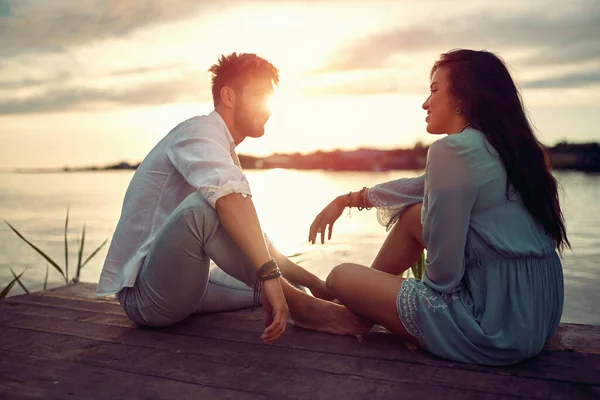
[357,187,372,211]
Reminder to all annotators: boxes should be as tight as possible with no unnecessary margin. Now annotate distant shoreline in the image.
[10,142,600,173]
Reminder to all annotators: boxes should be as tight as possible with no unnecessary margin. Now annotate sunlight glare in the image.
[266,92,278,114]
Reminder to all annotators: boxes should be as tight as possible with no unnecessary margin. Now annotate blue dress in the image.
[367,128,564,366]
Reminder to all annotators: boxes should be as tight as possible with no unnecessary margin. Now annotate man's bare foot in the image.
[309,279,336,301]
[290,298,372,336]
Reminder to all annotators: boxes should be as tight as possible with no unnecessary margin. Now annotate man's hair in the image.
[208,53,279,106]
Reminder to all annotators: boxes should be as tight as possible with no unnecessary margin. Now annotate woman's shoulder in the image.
[428,128,503,185]
[432,128,497,161]
[438,128,487,150]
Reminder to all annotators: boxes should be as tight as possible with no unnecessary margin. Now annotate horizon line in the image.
[2,140,598,173]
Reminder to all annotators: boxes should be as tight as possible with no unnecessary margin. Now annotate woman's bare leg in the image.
[268,244,334,300]
[326,263,418,345]
[370,203,426,275]
[322,203,426,344]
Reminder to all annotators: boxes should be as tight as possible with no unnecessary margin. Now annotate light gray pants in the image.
[118,192,260,327]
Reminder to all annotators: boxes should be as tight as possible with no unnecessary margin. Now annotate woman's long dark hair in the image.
[432,49,570,252]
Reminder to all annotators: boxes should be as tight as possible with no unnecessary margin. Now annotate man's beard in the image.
[233,102,264,138]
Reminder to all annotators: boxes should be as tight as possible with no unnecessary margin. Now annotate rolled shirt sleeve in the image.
[421,139,478,293]
[166,120,251,208]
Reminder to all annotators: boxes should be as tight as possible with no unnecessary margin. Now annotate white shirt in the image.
[96,111,251,296]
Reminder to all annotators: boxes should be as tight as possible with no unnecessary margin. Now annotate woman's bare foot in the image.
[289,297,372,336]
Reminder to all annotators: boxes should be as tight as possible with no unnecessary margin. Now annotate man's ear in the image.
[220,86,236,108]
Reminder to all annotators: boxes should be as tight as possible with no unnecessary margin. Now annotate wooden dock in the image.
[0,283,599,399]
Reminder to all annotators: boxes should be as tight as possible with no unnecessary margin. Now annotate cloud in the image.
[522,71,600,89]
[0,73,211,115]
[0,0,213,58]
[299,72,423,96]
[521,41,600,66]
[312,28,439,73]
[0,71,71,90]
[317,1,600,72]
[1,0,598,112]
[0,0,371,58]
[0,63,188,90]
[109,63,188,77]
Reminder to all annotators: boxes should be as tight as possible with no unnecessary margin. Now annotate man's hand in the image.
[260,278,289,344]
[215,193,289,344]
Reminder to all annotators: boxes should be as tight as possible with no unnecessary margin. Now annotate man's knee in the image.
[176,192,219,229]
[178,192,212,214]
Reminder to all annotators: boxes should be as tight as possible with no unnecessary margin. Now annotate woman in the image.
[309,49,569,366]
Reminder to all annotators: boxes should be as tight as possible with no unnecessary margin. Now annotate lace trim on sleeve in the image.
[367,175,425,231]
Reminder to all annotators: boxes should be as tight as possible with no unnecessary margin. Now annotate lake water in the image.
[1,169,598,325]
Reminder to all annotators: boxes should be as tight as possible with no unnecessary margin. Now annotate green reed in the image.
[408,251,426,280]
[1,208,107,298]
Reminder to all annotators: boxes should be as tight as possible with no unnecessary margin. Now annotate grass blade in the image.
[4,220,65,280]
[286,252,305,265]
[0,279,17,299]
[64,207,69,284]
[287,252,305,259]
[43,263,49,290]
[80,238,107,270]
[10,268,29,294]
[0,269,26,299]
[75,224,86,283]
[410,251,425,280]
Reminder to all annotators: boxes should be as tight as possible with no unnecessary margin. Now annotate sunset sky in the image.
[0,0,598,169]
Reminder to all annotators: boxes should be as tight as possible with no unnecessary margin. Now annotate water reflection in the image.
[0,170,598,324]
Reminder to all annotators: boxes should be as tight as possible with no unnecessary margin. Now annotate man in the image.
[97,53,366,343]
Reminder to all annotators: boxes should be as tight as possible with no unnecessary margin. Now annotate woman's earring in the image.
[455,107,463,116]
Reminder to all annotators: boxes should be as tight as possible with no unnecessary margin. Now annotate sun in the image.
[265,87,294,115]
[266,92,278,114]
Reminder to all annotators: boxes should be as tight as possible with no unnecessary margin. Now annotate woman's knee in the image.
[326,263,360,293]
[399,202,425,247]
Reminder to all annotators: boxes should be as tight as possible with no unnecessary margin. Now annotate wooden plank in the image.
[11,285,600,355]
[8,290,600,356]
[39,282,104,300]
[0,350,262,400]
[38,281,600,356]
[4,293,124,315]
[546,324,600,354]
[0,299,104,320]
[0,325,520,400]
[5,288,600,386]
[127,312,600,380]
[3,296,600,386]
[0,384,55,400]
[1,310,599,399]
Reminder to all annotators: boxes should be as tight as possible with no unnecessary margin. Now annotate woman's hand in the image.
[309,196,346,244]
[260,278,289,344]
